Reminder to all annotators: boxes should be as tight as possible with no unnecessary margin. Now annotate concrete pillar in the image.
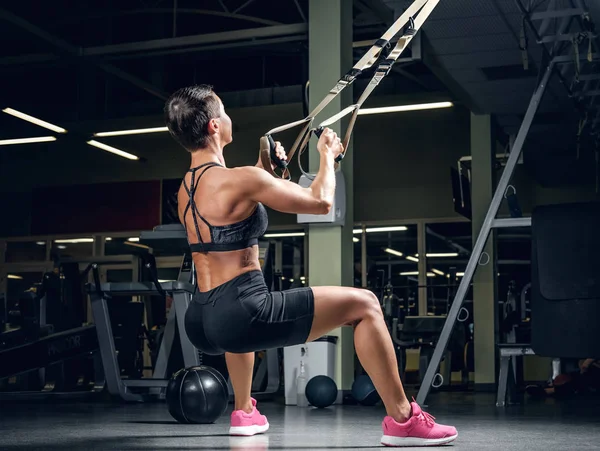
[470,113,497,390]
[308,0,355,391]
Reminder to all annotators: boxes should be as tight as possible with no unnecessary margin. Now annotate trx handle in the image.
[260,135,291,179]
[267,135,288,170]
[314,127,345,163]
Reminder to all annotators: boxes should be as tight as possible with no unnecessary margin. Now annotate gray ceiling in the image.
[0,0,598,155]
[383,0,599,150]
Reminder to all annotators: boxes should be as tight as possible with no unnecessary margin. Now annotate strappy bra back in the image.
[182,162,269,253]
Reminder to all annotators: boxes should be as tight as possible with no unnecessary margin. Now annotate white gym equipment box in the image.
[283,335,338,405]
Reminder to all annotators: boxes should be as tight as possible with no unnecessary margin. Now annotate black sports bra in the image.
[182,162,269,253]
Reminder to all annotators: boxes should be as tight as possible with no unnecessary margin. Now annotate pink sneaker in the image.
[381,402,457,447]
[229,398,269,436]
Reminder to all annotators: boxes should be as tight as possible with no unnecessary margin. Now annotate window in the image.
[265,233,306,290]
[5,241,47,263]
[51,238,94,260]
[105,236,146,256]
[363,225,419,315]
[425,222,472,315]
[497,226,532,321]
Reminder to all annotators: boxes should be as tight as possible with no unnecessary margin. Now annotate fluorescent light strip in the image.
[353,226,408,234]
[55,238,94,244]
[125,241,150,250]
[87,140,139,160]
[264,226,407,238]
[432,268,445,276]
[415,253,459,258]
[8,274,24,280]
[384,248,403,257]
[358,101,453,116]
[94,126,169,137]
[36,241,45,246]
[353,237,360,243]
[406,255,419,262]
[2,108,67,133]
[0,136,57,146]
[400,271,436,277]
[264,232,305,238]
[426,252,459,258]
[128,237,140,242]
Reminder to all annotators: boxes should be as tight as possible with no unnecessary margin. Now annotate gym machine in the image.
[140,224,281,401]
[87,224,281,402]
[0,268,105,400]
[417,0,600,405]
[87,240,199,402]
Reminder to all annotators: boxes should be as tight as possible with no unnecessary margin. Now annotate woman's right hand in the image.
[317,127,344,160]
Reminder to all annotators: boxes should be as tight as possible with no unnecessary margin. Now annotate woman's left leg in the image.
[225,352,254,413]
[226,351,270,436]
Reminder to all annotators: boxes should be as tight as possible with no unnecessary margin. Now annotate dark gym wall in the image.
[353,103,471,222]
[2,96,595,238]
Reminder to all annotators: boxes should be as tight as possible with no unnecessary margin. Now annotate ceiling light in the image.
[2,108,67,133]
[94,126,169,137]
[427,253,459,258]
[432,268,445,276]
[406,255,419,262]
[57,245,67,249]
[105,237,113,241]
[264,232,305,238]
[8,274,24,280]
[353,237,360,243]
[456,272,465,277]
[36,241,45,246]
[0,136,57,146]
[87,140,140,160]
[125,241,150,250]
[400,271,436,277]
[128,237,140,242]
[55,238,94,244]
[358,101,453,115]
[353,226,408,234]
[384,248,403,257]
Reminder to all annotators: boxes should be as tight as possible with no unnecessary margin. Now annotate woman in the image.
[165,85,457,447]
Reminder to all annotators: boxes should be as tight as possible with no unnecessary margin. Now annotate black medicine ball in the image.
[166,366,229,424]
[305,375,338,408]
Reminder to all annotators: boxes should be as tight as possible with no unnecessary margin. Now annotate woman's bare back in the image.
[177,164,262,292]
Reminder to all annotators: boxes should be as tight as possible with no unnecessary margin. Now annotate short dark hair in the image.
[164,84,221,152]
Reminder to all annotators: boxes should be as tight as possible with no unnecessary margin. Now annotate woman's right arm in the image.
[234,128,344,215]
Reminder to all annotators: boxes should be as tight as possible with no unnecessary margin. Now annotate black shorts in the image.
[184,270,315,355]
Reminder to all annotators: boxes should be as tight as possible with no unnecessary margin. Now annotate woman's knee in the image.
[351,288,382,321]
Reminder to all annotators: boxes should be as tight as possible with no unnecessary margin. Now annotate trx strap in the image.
[259,0,440,179]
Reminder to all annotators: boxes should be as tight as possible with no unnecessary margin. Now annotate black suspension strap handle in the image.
[261,0,440,178]
[260,135,291,180]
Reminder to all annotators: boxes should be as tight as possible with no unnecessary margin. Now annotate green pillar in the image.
[470,113,497,390]
[308,0,355,391]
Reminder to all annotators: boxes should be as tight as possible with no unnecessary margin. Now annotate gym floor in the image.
[1,392,598,450]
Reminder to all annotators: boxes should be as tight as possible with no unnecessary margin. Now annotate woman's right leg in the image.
[308,286,411,422]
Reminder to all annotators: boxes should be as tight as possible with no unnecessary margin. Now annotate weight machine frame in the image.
[416,0,600,405]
